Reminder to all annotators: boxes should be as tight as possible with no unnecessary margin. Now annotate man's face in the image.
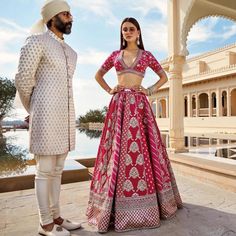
[53,11,73,34]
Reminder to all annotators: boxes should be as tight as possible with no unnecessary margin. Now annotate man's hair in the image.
[46,19,53,29]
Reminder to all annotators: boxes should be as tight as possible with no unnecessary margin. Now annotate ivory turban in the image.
[31,0,70,34]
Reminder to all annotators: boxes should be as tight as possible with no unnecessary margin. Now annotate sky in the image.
[1,0,236,120]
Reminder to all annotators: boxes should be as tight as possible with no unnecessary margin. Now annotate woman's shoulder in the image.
[111,50,121,55]
[105,50,120,60]
[142,50,153,56]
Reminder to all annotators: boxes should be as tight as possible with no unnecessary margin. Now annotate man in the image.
[15,0,80,235]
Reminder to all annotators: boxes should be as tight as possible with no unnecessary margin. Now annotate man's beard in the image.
[54,15,72,34]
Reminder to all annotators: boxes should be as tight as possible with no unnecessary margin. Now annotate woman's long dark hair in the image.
[120,17,145,50]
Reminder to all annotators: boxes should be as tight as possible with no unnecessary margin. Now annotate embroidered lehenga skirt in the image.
[87,89,183,232]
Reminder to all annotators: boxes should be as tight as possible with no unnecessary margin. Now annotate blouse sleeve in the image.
[147,51,164,75]
[100,51,118,72]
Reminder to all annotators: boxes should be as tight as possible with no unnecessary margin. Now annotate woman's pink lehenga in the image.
[86,89,183,233]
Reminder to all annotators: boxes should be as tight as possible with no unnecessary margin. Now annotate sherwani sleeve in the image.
[15,35,43,113]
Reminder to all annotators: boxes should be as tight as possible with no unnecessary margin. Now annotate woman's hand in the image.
[109,85,125,94]
[133,85,148,95]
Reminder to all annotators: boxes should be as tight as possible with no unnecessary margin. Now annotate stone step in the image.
[169,152,236,192]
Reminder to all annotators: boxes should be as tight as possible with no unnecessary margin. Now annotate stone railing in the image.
[183,64,236,84]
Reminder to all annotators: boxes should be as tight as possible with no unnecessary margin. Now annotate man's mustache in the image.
[66,22,72,28]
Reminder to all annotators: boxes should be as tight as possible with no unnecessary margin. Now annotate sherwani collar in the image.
[47,30,64,43]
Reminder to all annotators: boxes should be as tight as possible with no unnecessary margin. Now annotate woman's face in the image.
[121,22,140,44]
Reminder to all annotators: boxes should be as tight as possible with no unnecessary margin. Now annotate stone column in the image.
[168,55,186,152]
[187,93,191,117]
[196,93,199,117]
[209,138,213,145]
[216,88,222,117]
[196,137,199,147]
[168,0,187,152]
[187,136,191,148]
[166,96,169,118]
[156,98,159,118]
[208,91,212,117]
[227,88,231,116]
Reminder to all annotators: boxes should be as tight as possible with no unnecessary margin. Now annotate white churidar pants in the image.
[34,153,67,225]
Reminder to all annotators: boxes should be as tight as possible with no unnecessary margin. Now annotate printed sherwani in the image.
[15,30,77,155]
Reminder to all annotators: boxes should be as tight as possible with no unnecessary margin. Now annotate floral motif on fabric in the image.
[129,95,135,104]
[136,154,144,165]
[136,130,141,139]
[137,179,147,191]
[130,117,138,128]
[127,130,132,140]
[123,180,134,192]
[138,102,144,109]
[129,141,139,153]
[87,90,183,233]
[125,154,133,166]
[129,167,140,179]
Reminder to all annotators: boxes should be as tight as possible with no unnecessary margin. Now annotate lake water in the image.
[1,129,236,177]
[1,128,102,160]
[0,128,101,177]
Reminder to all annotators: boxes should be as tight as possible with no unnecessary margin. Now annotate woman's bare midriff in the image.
[117,73,143,88]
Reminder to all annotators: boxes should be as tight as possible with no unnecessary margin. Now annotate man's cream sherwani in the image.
[15,30,77,155]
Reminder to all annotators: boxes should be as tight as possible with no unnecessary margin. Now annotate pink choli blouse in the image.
[100,49,164,77]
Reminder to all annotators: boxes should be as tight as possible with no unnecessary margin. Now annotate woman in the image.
[87,17,183,233]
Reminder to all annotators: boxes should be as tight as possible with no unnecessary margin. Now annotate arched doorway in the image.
[199,93,209,117]
[222,91,227,116]
[192,95,196,117]
[159,99,167,118]
[184,96,188,117]
[211,92,216,116]
[231,89,236,116]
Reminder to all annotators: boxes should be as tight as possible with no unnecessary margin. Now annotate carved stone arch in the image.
[231,88,236,116]
[167,0,236,152]
[179,0,196,55]
[180,0,236,55]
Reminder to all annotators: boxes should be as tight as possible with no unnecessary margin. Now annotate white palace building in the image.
[149,42,236,134]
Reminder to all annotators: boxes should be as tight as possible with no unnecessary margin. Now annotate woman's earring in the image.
[122,39,126,46]
[137,37,140,45]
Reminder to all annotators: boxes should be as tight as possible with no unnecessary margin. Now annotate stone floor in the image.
[1,173,236,236]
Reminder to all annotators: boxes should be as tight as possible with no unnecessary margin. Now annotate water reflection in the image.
[78,128,102,139]
[0,128,101,177]
[215,147,236,159]
[1,129,236,177]
[0,134,28,177]
[161,134,236,150]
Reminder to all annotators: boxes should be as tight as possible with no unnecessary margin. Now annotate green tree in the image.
[78,106,108,124]
[101,106,108,116]
[0,77,16,134]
